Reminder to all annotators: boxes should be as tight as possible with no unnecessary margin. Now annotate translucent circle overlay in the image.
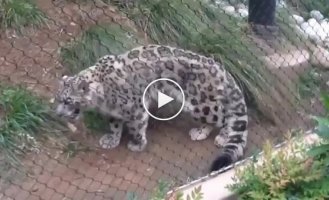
[142,78,185,121]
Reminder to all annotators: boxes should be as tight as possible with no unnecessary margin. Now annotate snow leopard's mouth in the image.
[55,104,81,120]
[73,108,80,115]
[71,108,81,120]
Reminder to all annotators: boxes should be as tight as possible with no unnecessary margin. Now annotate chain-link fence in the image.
[0,0,328,199]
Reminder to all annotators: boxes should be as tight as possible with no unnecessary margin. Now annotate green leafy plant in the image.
[0,85,64,166]
[126,180,204,200]
[0,0,47,31]
[175,185,204,200]
[228,135,329,200]
[126,180,173,200]
[309,93,329,165]
[150,180,172,200]
[298,68,322,98]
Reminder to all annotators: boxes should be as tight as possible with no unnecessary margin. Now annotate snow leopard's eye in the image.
[63,97,73,105]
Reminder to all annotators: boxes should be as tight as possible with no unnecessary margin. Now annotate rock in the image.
[227,0,238,4]
[307,18,318,26]
[236,3,247,10]
[222,6,235,15]
[67,122,77,133]
[291,14,304,24]
[310,45,329,68]
[300,21,319,42]
[49,98,55,104]
[214,0,229,7]
[310,10,324,22]
[309,19,328,41]
[320,20,329,35]
[237,8,248,18]
[300,19,328,43]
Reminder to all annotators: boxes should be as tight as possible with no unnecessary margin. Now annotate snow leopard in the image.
[54,44,248,172]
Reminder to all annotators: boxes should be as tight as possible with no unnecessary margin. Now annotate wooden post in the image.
[248,0,278,39]
[248,0,276,26]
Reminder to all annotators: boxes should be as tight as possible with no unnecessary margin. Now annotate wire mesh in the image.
[0,0,328,199]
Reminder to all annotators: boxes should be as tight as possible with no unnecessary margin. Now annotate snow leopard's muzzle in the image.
[55,102,81,120]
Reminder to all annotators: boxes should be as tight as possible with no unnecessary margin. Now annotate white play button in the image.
[142,78,185,121]
[157,91,174,108]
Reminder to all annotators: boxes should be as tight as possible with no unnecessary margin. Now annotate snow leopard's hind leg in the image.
[210,73,248,172]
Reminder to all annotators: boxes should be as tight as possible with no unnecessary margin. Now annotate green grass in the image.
[117,0,277,115]
[276,7,310,49]
[0,0,47,31]
[298,68,322,98]
[0,85,63,166]
[290,0,329,18]
[60,23,144,73]
[83,110,111,133]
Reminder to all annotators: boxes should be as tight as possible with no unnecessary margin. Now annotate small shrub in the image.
[126,180,204,200]
[175,185,204,200]
[149,180,172,200]
[228,135,329,200]
[0,85,63,166]
[0,0,47,31]
[126,180,173,200]
[309,93,329,165]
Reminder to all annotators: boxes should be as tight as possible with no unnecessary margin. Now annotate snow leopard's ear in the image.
[58,74,69,87]
[62,75,69,80]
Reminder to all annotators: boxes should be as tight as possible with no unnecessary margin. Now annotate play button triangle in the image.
[157,91,174,108]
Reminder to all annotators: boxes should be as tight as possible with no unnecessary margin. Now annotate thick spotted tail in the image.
[210,73,248,172]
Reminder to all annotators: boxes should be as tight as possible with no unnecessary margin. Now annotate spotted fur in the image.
[54,44,248,172]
